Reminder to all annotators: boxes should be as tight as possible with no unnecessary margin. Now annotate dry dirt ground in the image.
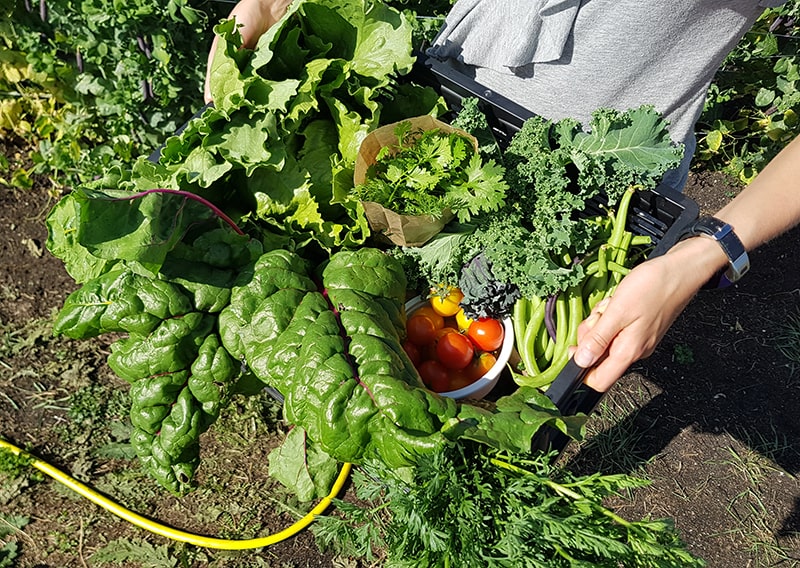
[1,135,799,567]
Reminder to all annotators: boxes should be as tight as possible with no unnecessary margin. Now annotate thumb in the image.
[573,324,611,368]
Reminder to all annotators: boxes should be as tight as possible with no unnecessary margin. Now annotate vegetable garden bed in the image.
[2,1,800,566]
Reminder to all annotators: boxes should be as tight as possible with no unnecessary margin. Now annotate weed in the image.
[0,444,44,486]
[724,487,799,567]
[715,430,800,567]
[672,343,695,365]
[90,538,179,567]
[774,307,800,375]
[567,385,656,475]
[213,390,284,448]
[0,514,29,568]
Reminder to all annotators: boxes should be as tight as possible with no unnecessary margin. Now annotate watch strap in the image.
[680,216,750,282]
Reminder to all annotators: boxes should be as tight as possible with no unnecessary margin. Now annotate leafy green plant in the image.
[672,344,695,365]
[353,120,507,222]
[696,3,800,182]
[1,0,228,189]
[313,443,706,567]
[0,514,29,568]
[90,538,178,567]
[0,444,37,480]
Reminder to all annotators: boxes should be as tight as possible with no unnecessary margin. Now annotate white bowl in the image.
[404,296,514,401]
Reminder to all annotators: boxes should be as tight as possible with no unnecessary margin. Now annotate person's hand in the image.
[204,0,293,104]
[571,236,728,392]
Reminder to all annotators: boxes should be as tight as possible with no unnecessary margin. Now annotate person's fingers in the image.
[573,297,615,368]
[204,0,265,104]
[576,297,610,342]
[581,340,636,392]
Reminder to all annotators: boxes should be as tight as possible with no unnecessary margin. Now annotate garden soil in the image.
[1,136,799,566]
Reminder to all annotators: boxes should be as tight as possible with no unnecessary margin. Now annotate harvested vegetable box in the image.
[412,56,700,453]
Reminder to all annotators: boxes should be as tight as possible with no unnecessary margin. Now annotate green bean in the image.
[520,299,546,376]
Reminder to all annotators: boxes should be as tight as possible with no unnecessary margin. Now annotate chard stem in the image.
[118,188,245,235]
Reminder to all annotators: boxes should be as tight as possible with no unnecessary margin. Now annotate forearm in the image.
[663,134,800,293]
[573,134,800,392]
[714,134,800,250]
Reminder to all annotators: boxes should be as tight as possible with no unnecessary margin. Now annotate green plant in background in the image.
[384,0,454,49]
[774,307,800,373]
[696,2,800,183]
[672,343,695,365]
[0,514,29,568]
[0,0,229,190]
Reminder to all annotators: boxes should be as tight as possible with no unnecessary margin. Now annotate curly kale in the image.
[464,105,685,299]
[450,96,503,162]
[505,106,684,221]
[463,211,592,300]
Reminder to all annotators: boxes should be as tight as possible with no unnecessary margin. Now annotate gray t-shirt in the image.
[428,0,784,190]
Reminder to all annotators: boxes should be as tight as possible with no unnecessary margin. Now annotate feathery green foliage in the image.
[313,443,706,567]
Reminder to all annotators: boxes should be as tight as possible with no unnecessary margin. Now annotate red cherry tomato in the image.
[435,326,459,340]
[418,327,459,361]
[436,331,475,370]
[447,368,475,391]
[467,351,497,381]
[402,339,422,366]
[467,318,505,352]
[412,306,445,330]
[407,314,439,347]
[418,359,449,389]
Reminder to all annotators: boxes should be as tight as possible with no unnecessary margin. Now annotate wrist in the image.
[678,216,750,283]
[664,236,730,288]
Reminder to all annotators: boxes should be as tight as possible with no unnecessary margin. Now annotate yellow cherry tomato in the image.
[430,287,464,317]
[455,308,474,332]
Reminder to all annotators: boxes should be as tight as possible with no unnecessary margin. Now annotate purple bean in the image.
[545,294,557,342]
[76,48,83,73]
[39,0,46,22]
[24,0,32,13]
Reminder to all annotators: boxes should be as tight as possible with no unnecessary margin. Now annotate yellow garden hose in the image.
[0,438,351,550]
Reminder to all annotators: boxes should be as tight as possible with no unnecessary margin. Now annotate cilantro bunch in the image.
[353,120,508,223]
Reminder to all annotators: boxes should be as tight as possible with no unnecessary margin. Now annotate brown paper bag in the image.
[360,201,454,247]
[355,116,478,247]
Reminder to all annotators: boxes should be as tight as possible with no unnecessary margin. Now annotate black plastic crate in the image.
[415,56,700,453]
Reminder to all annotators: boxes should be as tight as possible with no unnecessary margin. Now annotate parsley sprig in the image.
[354,120,508,223]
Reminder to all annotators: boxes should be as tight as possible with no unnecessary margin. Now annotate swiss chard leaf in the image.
[268,426,339,502]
